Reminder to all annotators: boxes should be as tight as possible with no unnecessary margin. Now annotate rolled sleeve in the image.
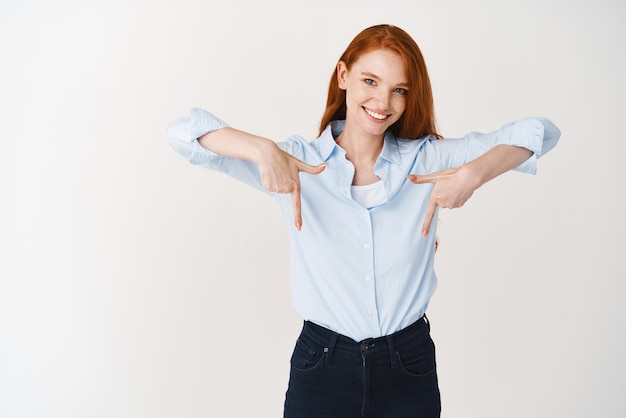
[497,118,561,174]
[166,107,311,194]
[166,108,229,165]
[457,117,561,175]
[427,117,560,174]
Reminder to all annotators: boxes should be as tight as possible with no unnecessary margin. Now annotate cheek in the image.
[393,98,407,116]
[345,89,364,110]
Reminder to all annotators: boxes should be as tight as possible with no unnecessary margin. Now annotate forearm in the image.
[464,144,533,188]
[198,127,278,163]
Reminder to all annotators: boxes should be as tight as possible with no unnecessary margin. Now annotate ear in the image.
[336,61,348,90]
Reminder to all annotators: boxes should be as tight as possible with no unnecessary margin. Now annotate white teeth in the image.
[365,108,388,120]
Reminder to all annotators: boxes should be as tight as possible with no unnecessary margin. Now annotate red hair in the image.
[319,24,441,139]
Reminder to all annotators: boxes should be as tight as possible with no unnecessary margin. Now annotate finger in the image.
[298,161,328,175]
[291,183,302,231]
[408,168,457,184]
[408,174,435,185]
[421,198,438,237]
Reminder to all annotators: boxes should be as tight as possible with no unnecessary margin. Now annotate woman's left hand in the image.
[408,166,479,237]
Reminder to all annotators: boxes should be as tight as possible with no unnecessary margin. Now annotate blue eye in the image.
[364,78,376,85]
[394,88,407,95]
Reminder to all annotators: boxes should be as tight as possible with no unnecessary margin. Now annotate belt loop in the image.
[386,335,398,368]
[325,333,338,364]
[424,314,431,332]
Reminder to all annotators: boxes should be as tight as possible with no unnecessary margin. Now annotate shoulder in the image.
[395,135,432,148]
[277,134,327,164]
[299,122,337,163]
[392,134,434,157]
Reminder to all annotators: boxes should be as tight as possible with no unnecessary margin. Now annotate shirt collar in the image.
[379,130,401,165]
[317,120,402,165]
[316,122,339,161]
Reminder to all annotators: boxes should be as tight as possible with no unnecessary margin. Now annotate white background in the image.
[1,0,625,417]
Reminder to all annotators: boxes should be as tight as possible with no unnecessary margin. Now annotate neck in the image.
[336,126,384,166]
[336,123,384,186]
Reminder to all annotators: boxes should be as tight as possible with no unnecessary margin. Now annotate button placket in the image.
[360,207,378,328]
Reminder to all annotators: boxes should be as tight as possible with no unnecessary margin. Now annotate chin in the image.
[367,126,390,137]
[362,119,395,136]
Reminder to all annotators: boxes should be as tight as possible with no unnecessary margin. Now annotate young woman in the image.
[167,24,559,418]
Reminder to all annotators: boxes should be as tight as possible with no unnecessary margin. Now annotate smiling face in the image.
[337,49,408,139]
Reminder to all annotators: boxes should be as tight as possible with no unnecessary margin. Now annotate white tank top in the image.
[350,180,388,208]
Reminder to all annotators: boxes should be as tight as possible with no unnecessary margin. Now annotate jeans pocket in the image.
[290,336,326,372]
[395,335,437,379]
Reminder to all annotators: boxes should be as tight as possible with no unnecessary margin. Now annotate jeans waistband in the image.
[300,316,430,365]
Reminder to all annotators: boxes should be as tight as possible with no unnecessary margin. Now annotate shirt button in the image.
[362,213,368,218]
[365,275,372,282]
[363,243,371,250]
[368,309,374,316]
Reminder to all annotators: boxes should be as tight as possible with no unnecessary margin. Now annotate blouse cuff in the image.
[167,107,230,144]
[500,118,545,156]
[190,107,229,139]
[499,118,556,175]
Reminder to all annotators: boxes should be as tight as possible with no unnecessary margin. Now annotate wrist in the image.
[253,137,280,163]
[459,162,485,191]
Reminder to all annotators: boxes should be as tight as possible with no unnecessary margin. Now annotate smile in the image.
[363,107,390,120]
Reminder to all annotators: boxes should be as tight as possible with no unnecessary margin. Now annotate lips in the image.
[363,107,390,121]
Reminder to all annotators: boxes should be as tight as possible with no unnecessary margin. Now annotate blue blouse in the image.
[167,108,560,341]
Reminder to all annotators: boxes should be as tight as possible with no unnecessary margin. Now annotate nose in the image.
[374,90,391,109]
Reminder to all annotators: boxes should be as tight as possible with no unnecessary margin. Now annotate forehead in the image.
[350,49,407,81]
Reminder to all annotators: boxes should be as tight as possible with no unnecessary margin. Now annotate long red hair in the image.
[319,24,441,140]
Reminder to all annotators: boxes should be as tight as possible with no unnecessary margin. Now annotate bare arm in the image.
[198,127,274,162]
[408,144,533,237]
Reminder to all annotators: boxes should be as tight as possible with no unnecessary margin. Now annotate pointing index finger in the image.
[422,198,438,237]
[298,162,328,175]
[408,174,436,185]
[291,182,302,231]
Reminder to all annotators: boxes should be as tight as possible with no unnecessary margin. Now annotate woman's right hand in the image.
[198,127,327,231]
[257,142,327,231]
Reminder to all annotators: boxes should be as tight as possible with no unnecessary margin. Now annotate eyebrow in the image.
[361,72,409,89]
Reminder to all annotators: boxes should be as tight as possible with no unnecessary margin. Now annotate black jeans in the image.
[284,317,441,418]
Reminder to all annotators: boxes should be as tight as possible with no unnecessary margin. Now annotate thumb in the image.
[298,161,328,175]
